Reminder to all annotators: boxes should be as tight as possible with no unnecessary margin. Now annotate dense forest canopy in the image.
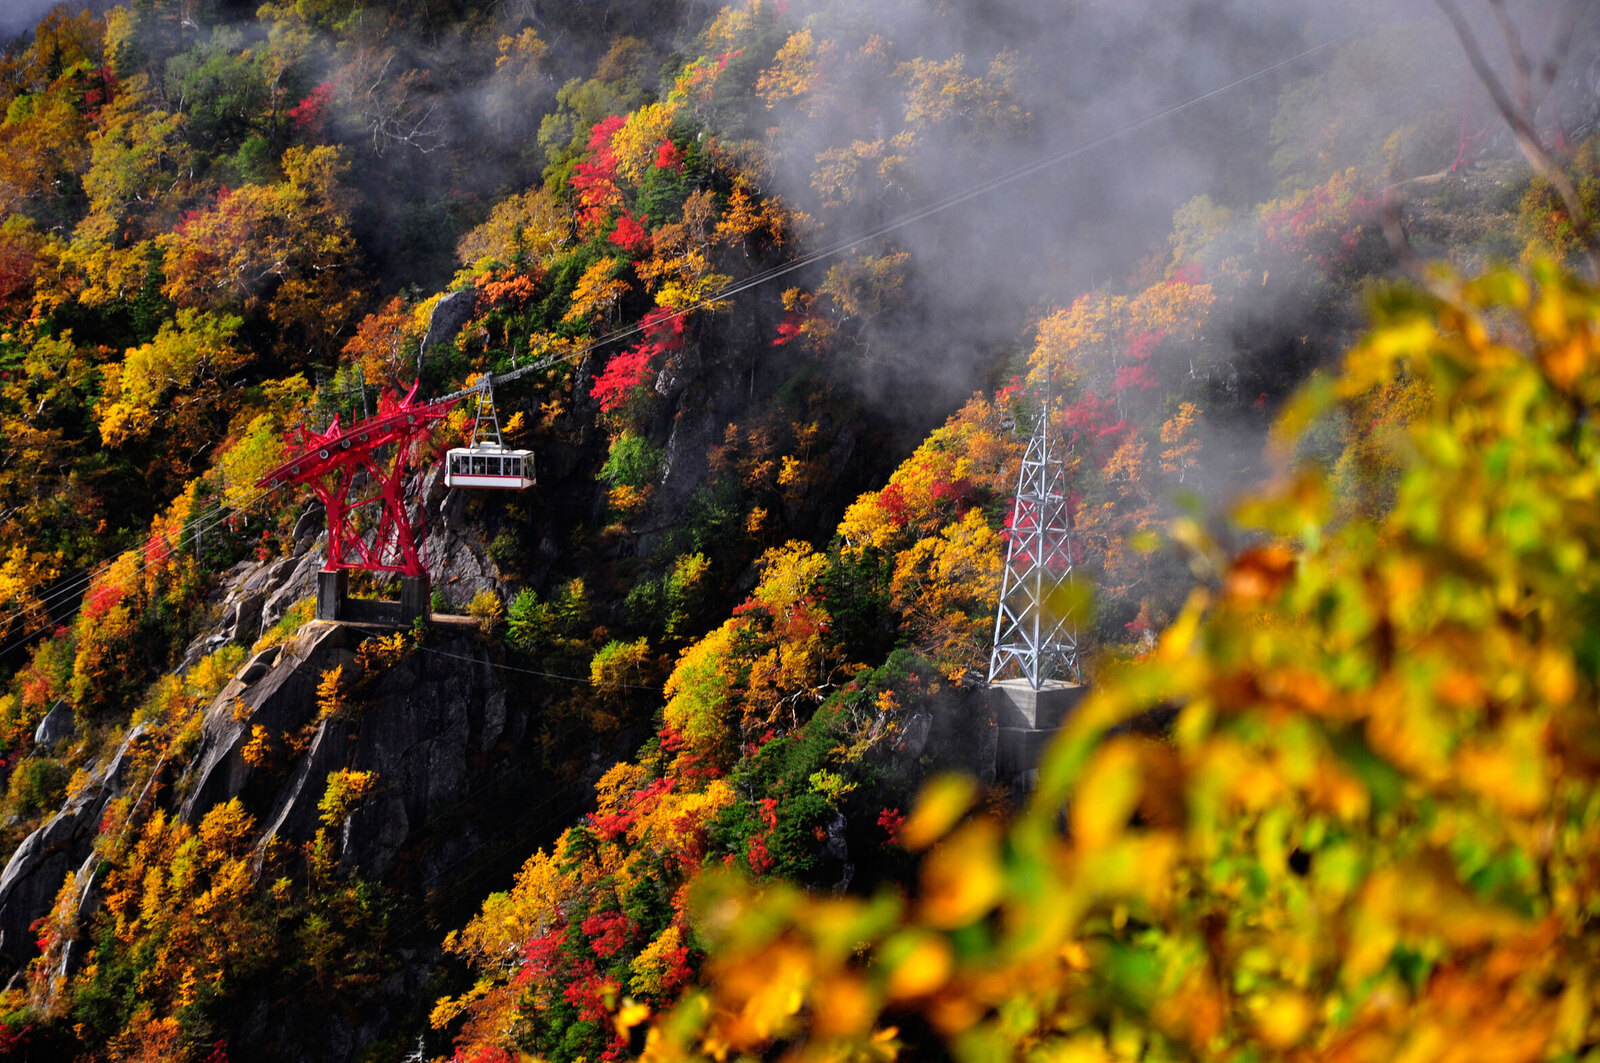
[0,0,1592,1060]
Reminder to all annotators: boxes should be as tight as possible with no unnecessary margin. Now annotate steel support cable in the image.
[419,645,663,692]
[0,505,222,638]
[458,32,1356,392]
[361,645,654,874]
[1,479,278,632]
[366,647,673,925]
[0,31,1351,663]
[0,480,283,662]
[15,478,280,625]
[373,44,1365,924]
[384,776,591,930]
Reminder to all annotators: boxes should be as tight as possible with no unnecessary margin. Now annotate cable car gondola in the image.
[444,382,535,490]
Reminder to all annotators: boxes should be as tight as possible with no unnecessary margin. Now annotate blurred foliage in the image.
[626,260,1600,1063]
[0,0,1593,1059]
[1518,138,1600,269]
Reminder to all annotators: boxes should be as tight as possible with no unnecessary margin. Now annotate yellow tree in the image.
[563,256,631,327]
[637,259,1600,1063]
[454,186,569,274]
[159,146,365,360]
[94,308,249,450]
[67,74,189,307]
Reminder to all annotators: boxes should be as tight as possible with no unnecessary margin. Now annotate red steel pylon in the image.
[257,382,453,578]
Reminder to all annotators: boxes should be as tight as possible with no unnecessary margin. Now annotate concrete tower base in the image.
[990,679,1086,782]
[315,570,431,626]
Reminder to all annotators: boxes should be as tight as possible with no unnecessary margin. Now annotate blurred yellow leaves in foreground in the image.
[638,262,1600,1063]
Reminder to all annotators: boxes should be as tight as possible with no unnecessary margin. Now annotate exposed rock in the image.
[172,611,517,897]
[883,683,997,788]
[636,407,719,556]
[0,725,147,972]
[420,528,494,608]
[658,406,717,508]
[292,501,325,549]
[32,701,74,751]
[825,811,853,894]
[420,289,476,354]
[258,548,325,637]
[177,548,325,675]
[480,688,507,754]
[894,709,933,761]
[176,622,356,826]
[333,641,492,878]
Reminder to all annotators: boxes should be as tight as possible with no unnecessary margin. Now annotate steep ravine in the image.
[0,515,615,1055]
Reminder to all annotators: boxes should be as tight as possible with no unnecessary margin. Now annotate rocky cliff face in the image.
[0,514,547,988]
[0,723,146,973]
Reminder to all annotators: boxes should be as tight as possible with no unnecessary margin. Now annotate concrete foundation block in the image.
[315,570,430,627]
[996,724,1056,779]
[399,575,431,623]
[989,680,1086,784]
[989,679,1084,730]
[316,570,347,621]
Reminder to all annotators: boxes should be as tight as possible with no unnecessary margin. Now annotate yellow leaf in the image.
[899,774,976,850]
[1071,740,1143,851]
[812,971,876,1035]
[1457,716,1549,816]
[882,933,953,1001]
[1253,990,1312,1049]
[920,819,1004,928]
[616,1000,651,1036]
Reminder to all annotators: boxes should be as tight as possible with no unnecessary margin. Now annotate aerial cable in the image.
[0,490,265,661]
[0,480,281,662]
[0,487,261,641]
[4,477,279,631]
[1,484,270,633]
[0,31,1351,660]
[386,774,591,928]
[469,30,1357,385]
[421,644,663,691]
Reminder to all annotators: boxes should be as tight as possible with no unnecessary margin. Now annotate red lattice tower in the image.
[257,382,454,577]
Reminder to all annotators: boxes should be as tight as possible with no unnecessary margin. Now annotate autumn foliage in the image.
[0,1,1594,1062]
[617,262,1600,1062]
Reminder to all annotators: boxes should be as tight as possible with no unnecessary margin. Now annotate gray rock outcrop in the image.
[31,701,74,751]
[418,289,476,362]
[0,725,147,970]
[176,621,358,826]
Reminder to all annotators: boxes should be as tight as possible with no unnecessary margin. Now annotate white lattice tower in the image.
[468,382,505,448]
[988,389,1082,688]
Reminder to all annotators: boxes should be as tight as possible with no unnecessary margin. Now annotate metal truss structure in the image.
[988,391,1082,689]
[257,382,453,578]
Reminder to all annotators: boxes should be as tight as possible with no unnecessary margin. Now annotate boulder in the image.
[32,701,75,751]
[421,290,475,353]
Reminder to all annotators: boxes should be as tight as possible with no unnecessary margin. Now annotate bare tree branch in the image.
[1484,0,1533,118]
[1435,0,1600,278]
[1536,0,1584,107]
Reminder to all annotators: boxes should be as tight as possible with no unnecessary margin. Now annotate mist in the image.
[0,0,112,42]
[667,0,1469,416]
[36,0,1594,438]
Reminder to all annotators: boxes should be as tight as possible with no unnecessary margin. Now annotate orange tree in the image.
[432,394,1025,1063]
[628,259,1600,1063]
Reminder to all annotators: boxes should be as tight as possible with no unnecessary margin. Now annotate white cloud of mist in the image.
[688,0,1595,499]
[0,0,110,43]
